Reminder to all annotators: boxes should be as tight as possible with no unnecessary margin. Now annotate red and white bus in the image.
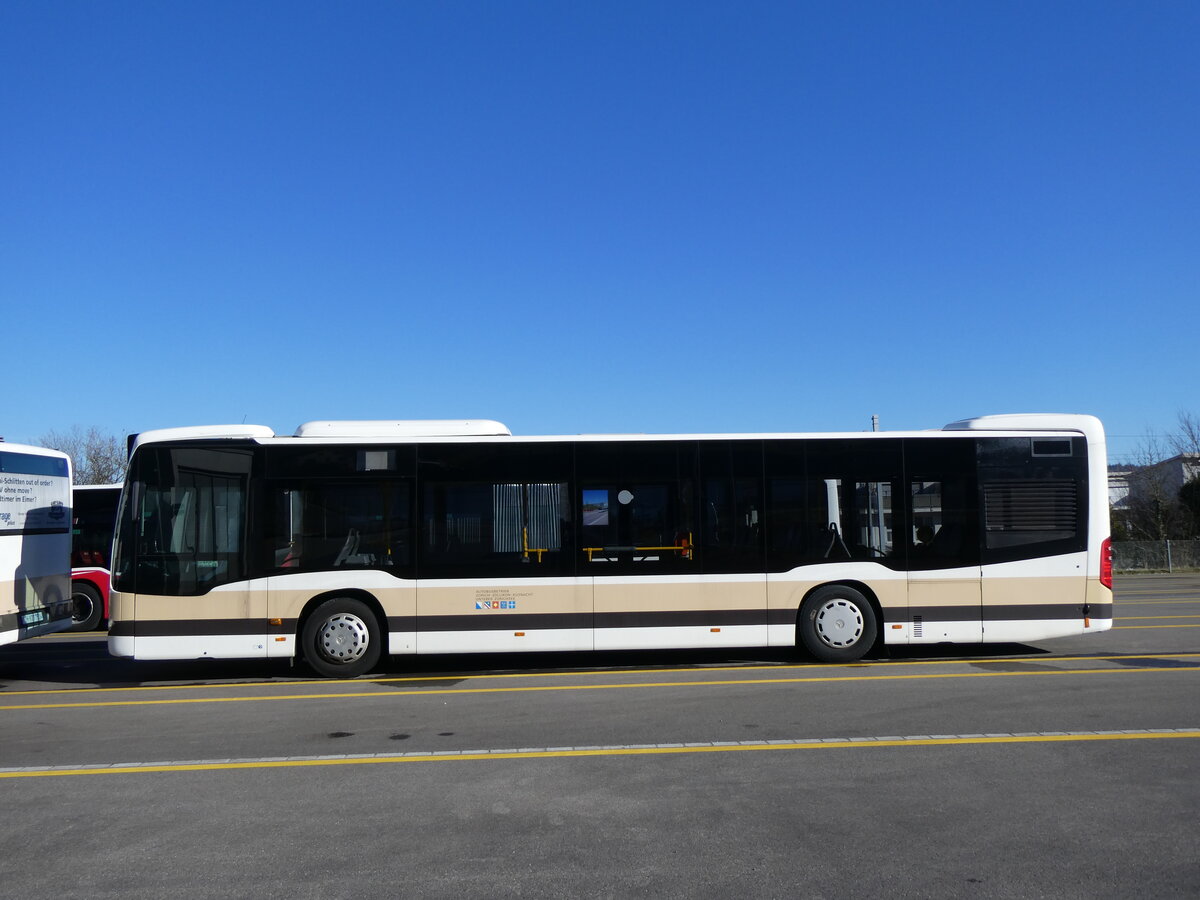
[69,483,122,631]
[108,414,1113,676]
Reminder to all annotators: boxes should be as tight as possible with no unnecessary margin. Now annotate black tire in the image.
[69,582,104,632]
[300,597,382,678]
[797,584,877,663]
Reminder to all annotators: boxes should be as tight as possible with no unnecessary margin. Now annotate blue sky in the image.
[3,1,1196,462]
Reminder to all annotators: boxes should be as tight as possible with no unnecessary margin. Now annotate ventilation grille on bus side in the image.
[983,481,1077,532]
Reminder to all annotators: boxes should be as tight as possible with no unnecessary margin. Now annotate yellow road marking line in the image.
[4,730,1198,779]
[1114,624,1200,629]
[2,665,1197,711]
[1115,615,1200,620]
[4,653,1200,698]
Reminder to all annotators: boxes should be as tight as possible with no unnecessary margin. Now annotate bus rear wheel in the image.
[300,597,382,678]
[69,582,103,632]
[798,585,877,663]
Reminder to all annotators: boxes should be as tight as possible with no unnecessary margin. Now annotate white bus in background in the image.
[1,442,74,645]
[108,414,1113,677]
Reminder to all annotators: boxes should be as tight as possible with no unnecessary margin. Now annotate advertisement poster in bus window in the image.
[0,454,70,533]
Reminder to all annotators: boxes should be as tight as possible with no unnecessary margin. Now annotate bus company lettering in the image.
[474,588,532,610]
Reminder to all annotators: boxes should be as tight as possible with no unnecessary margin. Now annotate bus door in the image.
[905,440,983,645]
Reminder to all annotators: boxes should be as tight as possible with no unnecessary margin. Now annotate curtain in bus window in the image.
[416,442,573,578]
[527,483,564,554]
[421,480,570,577]
[491,484,563,554]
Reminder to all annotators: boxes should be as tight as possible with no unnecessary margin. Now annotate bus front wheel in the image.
[798,585,877,663]
[300,597,382,678]
[69,582,104,632]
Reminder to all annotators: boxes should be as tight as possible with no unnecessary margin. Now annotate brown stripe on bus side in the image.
[106,603,1110,639]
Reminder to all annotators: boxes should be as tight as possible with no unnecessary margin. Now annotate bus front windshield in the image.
[113,446,253,596]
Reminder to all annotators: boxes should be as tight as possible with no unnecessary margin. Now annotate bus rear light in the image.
[1100,537,1113,590]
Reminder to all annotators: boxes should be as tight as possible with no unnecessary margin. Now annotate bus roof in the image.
[945,414,1105,446]
[127,414,1105,449]
[0,441,71,459]
[295,420,512,438]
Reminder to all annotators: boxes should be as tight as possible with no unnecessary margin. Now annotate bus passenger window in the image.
[807,478,895,560]
[579,484,694,567]
[270,481,411,574]
[908,478,978,569]
[911,481,943,551]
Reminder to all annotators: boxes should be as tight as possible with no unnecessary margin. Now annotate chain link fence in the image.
[1112,540,1200,573]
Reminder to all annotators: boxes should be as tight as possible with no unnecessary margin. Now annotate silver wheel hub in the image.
[814,598,864,648]
[317,613,370,663]
[72,592,94,623]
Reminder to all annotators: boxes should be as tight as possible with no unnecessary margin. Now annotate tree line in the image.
[38,426,127,486]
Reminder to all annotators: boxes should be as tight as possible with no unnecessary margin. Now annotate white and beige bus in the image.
[108,414,1112,676]
[1,442,74,646]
